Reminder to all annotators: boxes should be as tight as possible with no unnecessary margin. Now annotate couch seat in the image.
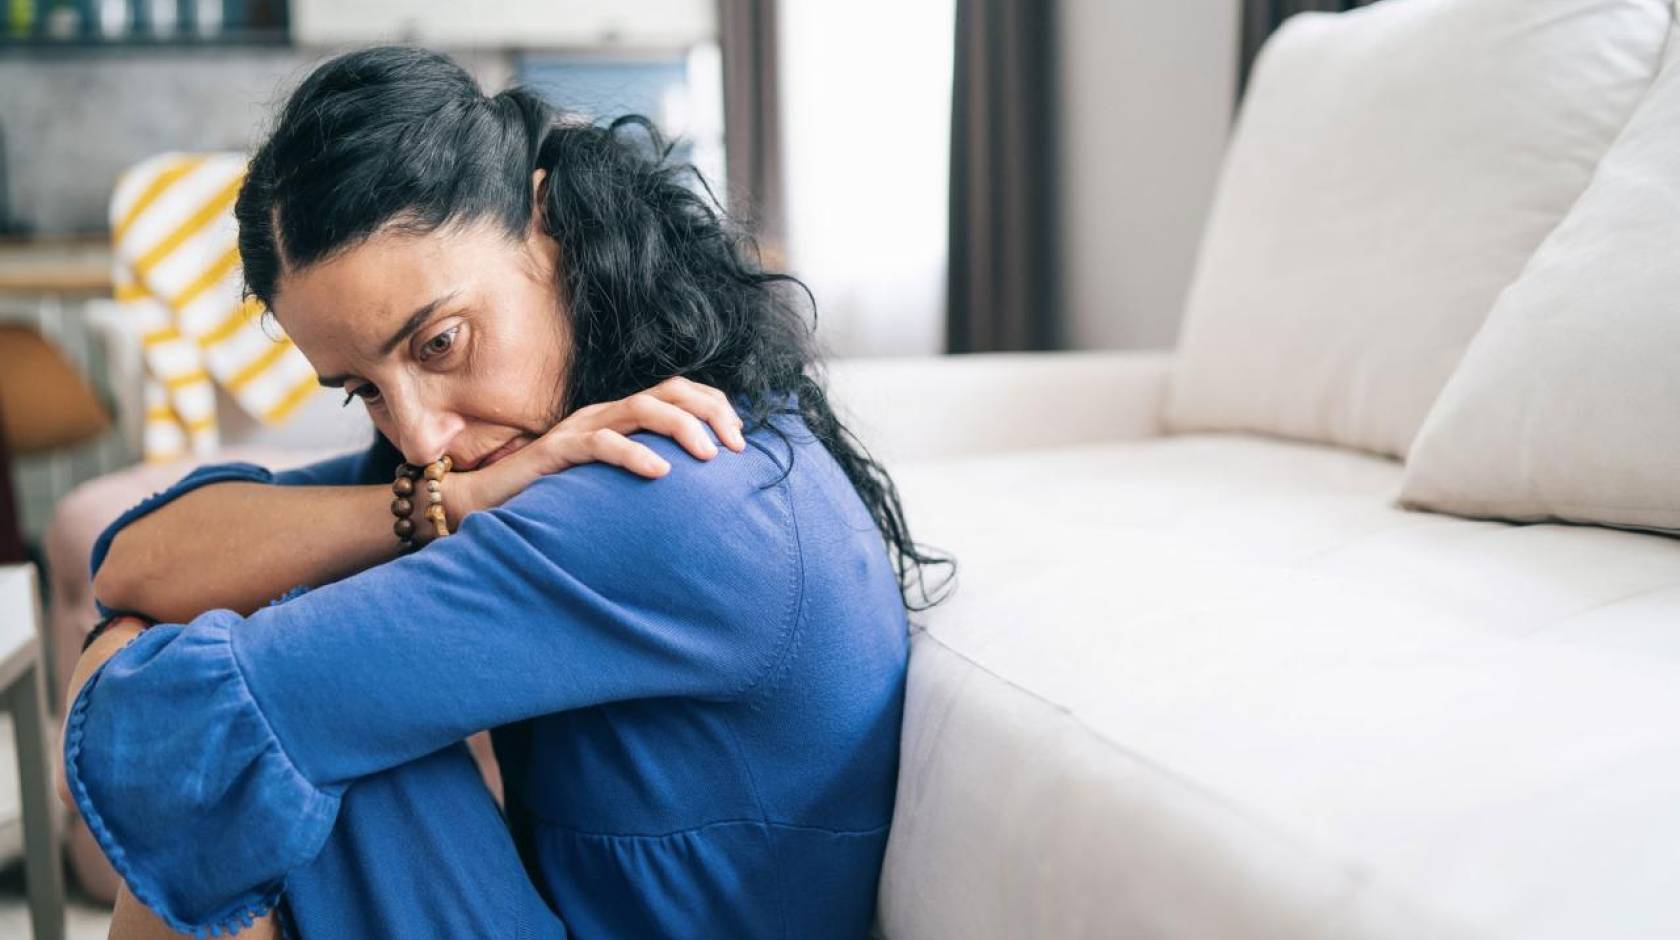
[879,433,1680,940]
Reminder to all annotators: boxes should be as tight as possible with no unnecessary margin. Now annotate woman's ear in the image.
[529,168,549,233]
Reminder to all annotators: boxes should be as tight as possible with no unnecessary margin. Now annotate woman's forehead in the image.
[271,225,496,342]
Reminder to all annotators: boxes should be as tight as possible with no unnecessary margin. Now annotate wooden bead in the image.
[440,455,453,470]
[390,460,445,547]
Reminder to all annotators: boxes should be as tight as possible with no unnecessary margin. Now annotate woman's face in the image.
[271,196,568,471]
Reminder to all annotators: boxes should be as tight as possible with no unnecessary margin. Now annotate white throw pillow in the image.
[1165,0,1671,458]
[1401,22,1680,533]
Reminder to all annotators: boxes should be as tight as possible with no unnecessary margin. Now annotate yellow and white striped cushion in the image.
[109,152,320,462]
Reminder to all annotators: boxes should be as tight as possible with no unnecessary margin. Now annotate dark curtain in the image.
[0,417,24,565]
[947,0,1058,353]
[717,0,786,253]
[1241,0,1380,98]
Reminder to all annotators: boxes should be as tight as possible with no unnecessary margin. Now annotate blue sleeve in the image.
[62,432,801,936]
[89,436,397,619]
[268,442,392,487]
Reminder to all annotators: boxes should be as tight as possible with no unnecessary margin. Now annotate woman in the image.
[58,45,945,939]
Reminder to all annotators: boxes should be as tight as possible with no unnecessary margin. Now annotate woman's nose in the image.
[388,399,463,466]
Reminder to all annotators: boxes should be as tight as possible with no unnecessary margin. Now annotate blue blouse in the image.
[65,411,910,937]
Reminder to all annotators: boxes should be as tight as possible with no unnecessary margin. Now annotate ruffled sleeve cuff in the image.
[63,611,344,936]
[89,462,278,620]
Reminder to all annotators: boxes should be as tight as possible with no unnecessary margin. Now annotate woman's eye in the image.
[341,385,381,408]
[420,325,460,362]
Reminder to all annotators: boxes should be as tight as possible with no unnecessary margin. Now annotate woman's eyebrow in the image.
[316,290,461,387]
[378,290,460,356]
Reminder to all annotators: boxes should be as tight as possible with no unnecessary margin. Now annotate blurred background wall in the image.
[0,49,511,236]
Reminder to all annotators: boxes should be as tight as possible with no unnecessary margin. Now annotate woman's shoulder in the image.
[453,417,807,681]
[472,413,808,590]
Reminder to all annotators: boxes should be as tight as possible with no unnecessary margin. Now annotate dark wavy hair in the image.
[233,45,951,610]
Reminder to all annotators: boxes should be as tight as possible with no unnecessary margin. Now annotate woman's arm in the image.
[93,480,406,624]
[65,429,793,933]
[61,424,793,936]
[92,378,746,623]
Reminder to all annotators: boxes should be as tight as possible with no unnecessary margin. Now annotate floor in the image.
[0,861,113,939]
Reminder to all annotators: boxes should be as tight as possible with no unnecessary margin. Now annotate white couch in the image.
[844,1,1680,938]
[834,352,1680,940]
[846,1,1680,940]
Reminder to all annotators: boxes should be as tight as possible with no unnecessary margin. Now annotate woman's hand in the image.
[56,615,151,808]
[446,377,746,525]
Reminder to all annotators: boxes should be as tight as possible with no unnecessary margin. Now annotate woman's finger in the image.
[711,404,748,453]
[572,427,671,478]
[650,378,746,452]
[616,393,720,461]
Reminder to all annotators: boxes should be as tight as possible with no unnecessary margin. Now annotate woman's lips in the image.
[475,436,531,470]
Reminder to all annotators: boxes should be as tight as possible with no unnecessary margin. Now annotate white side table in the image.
[0,563,64,940]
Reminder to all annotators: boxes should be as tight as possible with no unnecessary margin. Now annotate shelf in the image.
[0,29,289,50]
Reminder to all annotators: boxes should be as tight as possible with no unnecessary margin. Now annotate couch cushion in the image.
[1164,0,1670,458]
[1401,16,1680,535]
[879,434,1680,940]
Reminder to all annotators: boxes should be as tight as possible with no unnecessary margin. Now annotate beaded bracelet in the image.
[391,455,452,551]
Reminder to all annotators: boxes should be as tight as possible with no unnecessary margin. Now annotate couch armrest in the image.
[823,350,1172,464]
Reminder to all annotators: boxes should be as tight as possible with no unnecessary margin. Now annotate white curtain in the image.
[778,0,956,357]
